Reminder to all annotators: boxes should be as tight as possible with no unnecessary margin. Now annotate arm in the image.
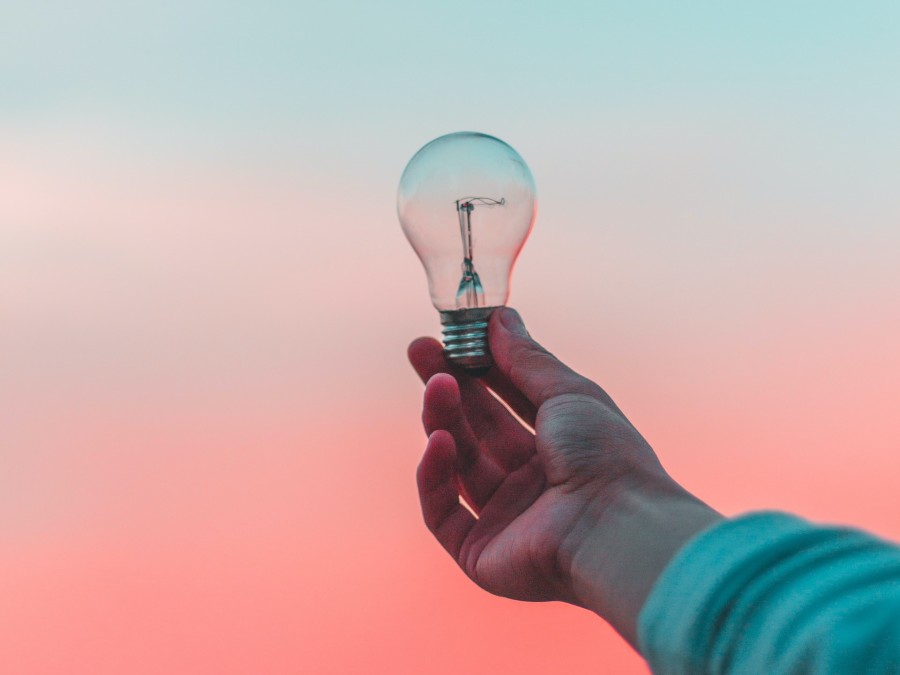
[410,308,900,672]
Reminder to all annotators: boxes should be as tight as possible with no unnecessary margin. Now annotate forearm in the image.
[564,471,722,648]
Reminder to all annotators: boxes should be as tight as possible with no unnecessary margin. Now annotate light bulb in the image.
[398,131,536,373]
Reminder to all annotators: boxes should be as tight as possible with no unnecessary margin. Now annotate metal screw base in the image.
[439,307,498,375]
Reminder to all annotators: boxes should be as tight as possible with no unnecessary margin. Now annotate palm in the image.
[470,476,597,603]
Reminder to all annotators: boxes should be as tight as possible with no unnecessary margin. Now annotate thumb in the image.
[490,308,600,408]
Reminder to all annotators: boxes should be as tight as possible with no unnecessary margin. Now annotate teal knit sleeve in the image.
[637,511,900,674]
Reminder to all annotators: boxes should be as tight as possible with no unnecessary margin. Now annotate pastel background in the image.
[2,2,899,673]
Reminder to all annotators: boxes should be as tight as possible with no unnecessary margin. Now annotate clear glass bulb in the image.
[398,132,536,372]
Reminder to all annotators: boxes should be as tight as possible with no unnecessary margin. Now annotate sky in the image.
[2,2,900,673]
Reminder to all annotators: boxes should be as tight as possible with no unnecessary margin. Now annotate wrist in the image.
[562,470,722,648]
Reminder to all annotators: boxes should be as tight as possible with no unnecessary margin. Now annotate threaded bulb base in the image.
[439,307,498,375]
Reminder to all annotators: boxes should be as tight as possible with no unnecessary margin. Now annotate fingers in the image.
[478,368,538,429]
[409,336,537,428]
[407,336,447,381]
[489,308,621,413]
[417,430,476,561]
[417,430,546,585]
[409,337,536,471]
[422,374,510,511]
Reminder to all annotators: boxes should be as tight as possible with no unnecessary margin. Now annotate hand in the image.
[409,308,719,644]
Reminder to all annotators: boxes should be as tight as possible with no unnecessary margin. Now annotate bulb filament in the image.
[455,196,505,308]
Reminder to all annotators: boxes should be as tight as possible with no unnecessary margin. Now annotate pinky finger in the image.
[416,430,477,562]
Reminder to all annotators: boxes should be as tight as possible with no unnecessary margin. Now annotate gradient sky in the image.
[2,2,900,673]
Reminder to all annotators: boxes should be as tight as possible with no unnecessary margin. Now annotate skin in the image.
[409,307,722,649]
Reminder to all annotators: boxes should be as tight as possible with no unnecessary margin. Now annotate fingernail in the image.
[499,307,529,337]
[426,372,454,387]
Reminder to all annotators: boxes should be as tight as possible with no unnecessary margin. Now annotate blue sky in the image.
[5,2,899,145]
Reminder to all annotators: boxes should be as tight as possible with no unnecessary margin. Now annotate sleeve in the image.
[637,511,900,675]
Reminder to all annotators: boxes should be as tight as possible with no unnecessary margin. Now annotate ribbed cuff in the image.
[637,511,814,674]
